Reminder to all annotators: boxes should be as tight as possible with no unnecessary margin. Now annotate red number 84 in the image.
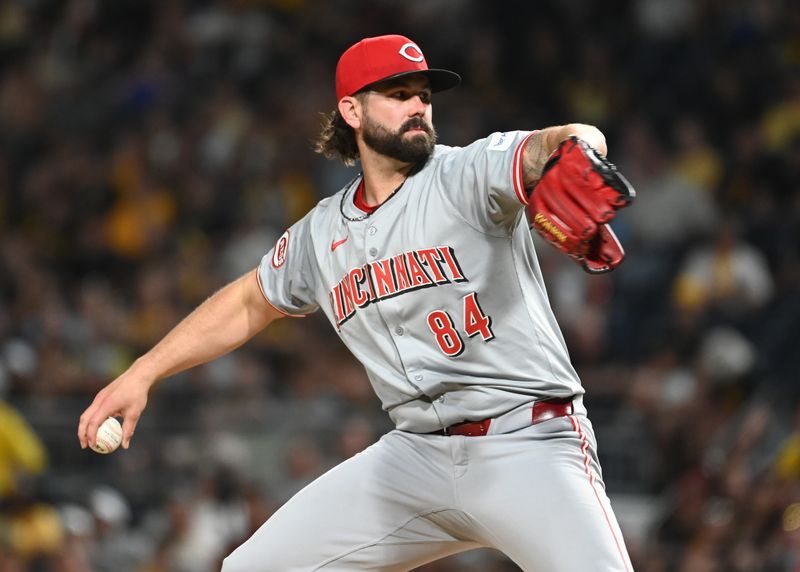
[426,292,494,357]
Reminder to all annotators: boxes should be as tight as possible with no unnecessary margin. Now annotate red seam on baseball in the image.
[95,437,116,452]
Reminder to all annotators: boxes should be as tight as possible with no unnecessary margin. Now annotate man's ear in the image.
[338,96,362,130]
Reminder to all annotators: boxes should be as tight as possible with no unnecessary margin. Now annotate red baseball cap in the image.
[335,35,461,101]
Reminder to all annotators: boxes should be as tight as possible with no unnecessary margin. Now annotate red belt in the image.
[428,398,574,437]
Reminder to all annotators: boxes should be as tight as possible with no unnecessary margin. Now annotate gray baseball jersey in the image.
[257,130,583,433]
[234,130,633,572]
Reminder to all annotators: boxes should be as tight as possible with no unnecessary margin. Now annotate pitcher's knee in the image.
[220,552,253,572]
[221,549,292,572]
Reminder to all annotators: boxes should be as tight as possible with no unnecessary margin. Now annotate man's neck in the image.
[359,148,414,207]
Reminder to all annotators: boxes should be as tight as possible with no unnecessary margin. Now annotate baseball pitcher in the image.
[78,34,636,571]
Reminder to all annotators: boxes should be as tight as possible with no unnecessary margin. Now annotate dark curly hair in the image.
[314,108,359,166]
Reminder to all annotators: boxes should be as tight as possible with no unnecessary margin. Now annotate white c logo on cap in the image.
[398,43,424,63]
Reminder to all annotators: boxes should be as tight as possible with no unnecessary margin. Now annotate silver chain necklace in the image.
[339,173,408,223]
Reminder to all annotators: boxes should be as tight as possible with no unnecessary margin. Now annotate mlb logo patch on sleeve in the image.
[487,132,514,151]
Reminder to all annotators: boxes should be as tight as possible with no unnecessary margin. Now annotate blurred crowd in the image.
[0,0,798,570]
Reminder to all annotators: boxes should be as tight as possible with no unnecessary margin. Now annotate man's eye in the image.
[387,90,431,103]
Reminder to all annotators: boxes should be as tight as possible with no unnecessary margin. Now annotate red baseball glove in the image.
[527,136,635,274]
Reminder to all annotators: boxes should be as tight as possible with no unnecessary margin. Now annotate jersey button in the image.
[368,226,377,236]
[394,326,404,336]
[368,247,378,258]
[414,374,423,382]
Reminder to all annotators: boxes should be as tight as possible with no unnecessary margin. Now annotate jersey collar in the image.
[353,179,379,215]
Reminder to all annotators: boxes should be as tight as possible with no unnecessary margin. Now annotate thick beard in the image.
[361,115,437,165]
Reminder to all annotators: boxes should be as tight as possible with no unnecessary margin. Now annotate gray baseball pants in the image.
[221,412,632,571]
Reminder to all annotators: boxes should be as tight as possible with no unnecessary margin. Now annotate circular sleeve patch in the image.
[271,230,289,268]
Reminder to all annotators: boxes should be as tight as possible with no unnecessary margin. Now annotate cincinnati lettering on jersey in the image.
[329,246,467,327]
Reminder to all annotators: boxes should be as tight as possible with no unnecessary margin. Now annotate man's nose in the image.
[407,95,428,116]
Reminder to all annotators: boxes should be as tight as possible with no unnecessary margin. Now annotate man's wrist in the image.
[127,356,161,388]
[562,124,606,156]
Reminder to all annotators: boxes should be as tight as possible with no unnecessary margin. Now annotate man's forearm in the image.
[546,124,606,156]
[522,123,607,188]
[129,268,281,386]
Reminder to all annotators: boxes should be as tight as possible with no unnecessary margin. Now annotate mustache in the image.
[400,118,432,135]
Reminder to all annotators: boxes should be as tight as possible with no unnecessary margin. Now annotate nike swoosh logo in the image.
[331,236,348,252]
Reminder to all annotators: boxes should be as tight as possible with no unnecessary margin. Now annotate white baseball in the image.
[90,417,123,454]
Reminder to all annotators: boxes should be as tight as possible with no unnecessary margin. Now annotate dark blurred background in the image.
[0,0,798,570]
